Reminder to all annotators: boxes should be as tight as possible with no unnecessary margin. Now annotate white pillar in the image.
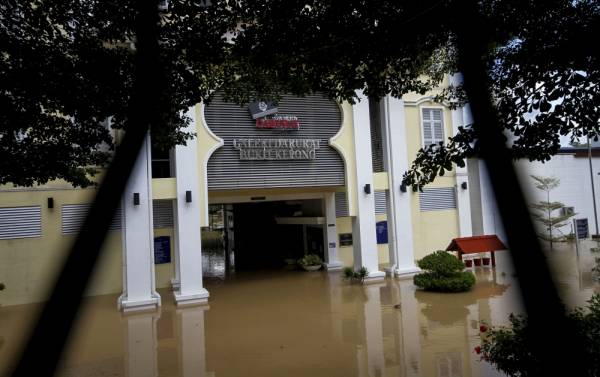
[119,133,160,312]
[173,107,209,306]
[380,96,420,278]
[352,91,385,282]
[178,306,209,377]
[323,192,343,270]
[124,311,159,377]
[451,74,473,237]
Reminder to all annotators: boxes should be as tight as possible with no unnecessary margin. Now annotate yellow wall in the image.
[153,227,175,289]
[404,98,460,261]
[336,217,354,267]
[335,214,390,268]
[0,188,122,306]
[330,102,358,217]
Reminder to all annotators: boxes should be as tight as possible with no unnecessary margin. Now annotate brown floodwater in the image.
[1,242,598,377]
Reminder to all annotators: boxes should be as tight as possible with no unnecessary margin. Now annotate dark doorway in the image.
[231,200,324,271]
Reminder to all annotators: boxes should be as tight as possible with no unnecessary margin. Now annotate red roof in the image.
[446,235,507,253]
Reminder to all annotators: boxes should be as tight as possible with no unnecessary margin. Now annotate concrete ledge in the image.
[325,261,344,271]
[119,297,160,313]
[363,270,386,284]
[174,289,210,307]
[394,265,421,279]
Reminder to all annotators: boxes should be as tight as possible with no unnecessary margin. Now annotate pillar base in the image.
[363,270,386,284]
[170,278,181,291]
[393,265,421,279]
[118,296,161,313]
[174,288,210,307]
[324,261,344,271]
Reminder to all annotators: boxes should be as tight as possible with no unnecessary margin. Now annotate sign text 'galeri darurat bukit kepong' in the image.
[233,138,320,160]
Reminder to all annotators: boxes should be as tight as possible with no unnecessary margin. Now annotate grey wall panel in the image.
[62,204,121,234]
[335,192,349,217]
[153,200,174,228]
[419,187,457,211]
[0,206,41,239]
[375,190,387,215]
[205,94,345,190]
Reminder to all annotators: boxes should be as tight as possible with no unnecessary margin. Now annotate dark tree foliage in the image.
[403,0,600,188]
[0,0,237,186]
[1,0,598,188]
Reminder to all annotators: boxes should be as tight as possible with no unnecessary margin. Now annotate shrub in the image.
[0,282,4,291]
[413,250,475,292]
[413,272,475,292]
[342,266,369,283]
[298,254,323,267]
[477,294,600,376]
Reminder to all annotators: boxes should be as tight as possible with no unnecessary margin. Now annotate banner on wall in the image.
[376,221,388,244]
[154,236,171,264]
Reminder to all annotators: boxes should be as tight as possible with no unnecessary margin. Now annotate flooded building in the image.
[0,81,475,310]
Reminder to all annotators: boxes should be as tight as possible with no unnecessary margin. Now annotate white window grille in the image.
[421,108,445,148]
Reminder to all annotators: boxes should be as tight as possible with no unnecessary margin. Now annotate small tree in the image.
[529,175,576,250]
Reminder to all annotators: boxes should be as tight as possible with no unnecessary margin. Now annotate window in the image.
[421,108,445,148]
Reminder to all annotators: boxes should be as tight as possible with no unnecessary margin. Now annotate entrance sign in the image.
[154,236,171,264]
[574,218,589,239]
[256,115,300,130]
[233,138,320,160]
[376,221,388,244]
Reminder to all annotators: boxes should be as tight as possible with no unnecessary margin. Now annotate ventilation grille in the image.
[419,187,457,211]
[335,192,349,217]
[205,93,345,190]
[375,191,387,215]
[61,204,121,235]
[369,99,384,173]
[153,200,174,228]
[0,206,42,240]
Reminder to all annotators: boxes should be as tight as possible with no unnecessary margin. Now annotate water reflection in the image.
[0,243,598,377]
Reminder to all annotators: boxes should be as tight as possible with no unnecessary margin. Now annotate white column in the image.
[451,74,473,237]
[380,96,420,278]
[352,91,385,282]
[323,192,343,270]
[119,133,160,312]
[173,107,209,306]
[124,311,159,377]
[178,306,209,377]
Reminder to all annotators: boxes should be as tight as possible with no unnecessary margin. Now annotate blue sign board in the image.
[154,236,171,264]
[575,218,589,240]
[376,221,388,244]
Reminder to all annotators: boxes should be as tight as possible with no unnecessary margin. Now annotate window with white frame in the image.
[421,107,445,148]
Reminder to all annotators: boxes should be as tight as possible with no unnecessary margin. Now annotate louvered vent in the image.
[419,187,457,211]
[335,192,349,217]
[0,206,41,240]
[375,191,387,215]
[153,200,174,228]
[205,94,345,190]
[61,204,121,234]
[369,99,384,173]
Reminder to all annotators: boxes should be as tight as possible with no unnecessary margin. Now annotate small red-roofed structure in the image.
[446,235,507,267]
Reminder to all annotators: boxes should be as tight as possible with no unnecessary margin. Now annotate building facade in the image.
[0,82,475,310]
